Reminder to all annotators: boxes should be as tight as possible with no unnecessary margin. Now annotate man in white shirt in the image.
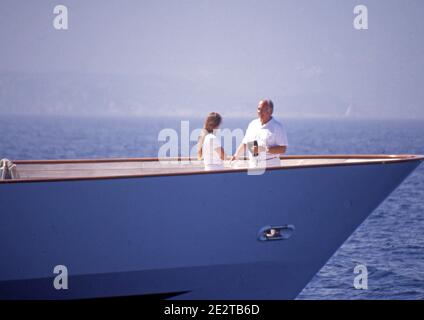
[231,99,288,168]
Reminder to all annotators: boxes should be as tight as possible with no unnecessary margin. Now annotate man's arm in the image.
[230,143,246,161]
[267,145,287,154]
[266,124,288,155]
[253,145,287,155]
[232,120,254,161]
[232,144,287,160]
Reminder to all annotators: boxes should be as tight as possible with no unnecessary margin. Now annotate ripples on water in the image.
[0,115,423,299]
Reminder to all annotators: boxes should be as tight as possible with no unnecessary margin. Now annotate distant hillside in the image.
[0,71,373,118]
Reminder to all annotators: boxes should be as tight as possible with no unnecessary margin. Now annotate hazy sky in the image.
[1,0,423,118]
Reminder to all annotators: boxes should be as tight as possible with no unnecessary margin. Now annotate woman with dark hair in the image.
[197,112,227,171]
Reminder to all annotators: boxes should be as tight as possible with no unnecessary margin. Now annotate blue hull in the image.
[0,159,422,299]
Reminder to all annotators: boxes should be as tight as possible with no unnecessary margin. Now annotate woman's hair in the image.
[197,112,222,160]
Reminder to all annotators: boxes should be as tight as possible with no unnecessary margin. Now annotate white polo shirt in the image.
[242,117,288,164]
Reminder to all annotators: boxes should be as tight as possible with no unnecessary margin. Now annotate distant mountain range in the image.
[0,71,389,119]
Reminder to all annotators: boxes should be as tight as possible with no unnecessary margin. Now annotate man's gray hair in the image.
[266,99,274,112]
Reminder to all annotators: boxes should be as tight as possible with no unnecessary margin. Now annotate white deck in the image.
[11,157,406,180]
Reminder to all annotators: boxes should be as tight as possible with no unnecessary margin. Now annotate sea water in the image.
[1,115,423,299]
